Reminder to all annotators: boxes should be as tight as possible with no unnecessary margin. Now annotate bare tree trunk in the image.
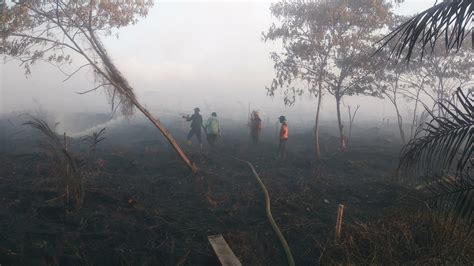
[410,87,422,138]
[393,102,406,144]
[64,132,69,204]
[86,31,198,173]
[314,86,323,160]
[437,77,445,117]
[133,100,198,173]
[386,78,406,145]
[335,95,346,151]
[347,105,360,146]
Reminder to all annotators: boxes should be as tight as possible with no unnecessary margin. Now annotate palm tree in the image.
[398,88,473,232]
[381,0,473,233]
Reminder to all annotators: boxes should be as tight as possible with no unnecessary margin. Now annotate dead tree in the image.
[346,104,359,146]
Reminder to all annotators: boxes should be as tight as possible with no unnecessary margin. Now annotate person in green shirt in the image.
[205,112,221,147]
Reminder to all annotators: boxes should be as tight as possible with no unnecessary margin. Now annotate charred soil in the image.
[0,127,472,265]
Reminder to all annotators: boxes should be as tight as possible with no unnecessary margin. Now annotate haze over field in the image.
[0,1,472,264]
[1,0,438,124]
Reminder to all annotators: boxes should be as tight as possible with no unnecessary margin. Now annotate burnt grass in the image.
[0,121,472,265]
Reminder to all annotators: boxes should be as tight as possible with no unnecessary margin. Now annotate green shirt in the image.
[205,117,220,135]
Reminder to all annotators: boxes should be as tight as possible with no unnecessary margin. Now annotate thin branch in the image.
[75,83,111,95]
[8,32,81,54]
[62,63,91,82]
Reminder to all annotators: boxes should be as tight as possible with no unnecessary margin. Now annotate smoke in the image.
[67,116,126,138]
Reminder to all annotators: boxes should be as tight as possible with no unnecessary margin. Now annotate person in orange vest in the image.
[278,115,288,160]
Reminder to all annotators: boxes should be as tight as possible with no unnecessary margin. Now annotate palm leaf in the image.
[378,0,473,61]
[399,88,473,232]
[83,127,106,153]
[400,88,473,178]
[423,174,474,233]
[22,116,62,149]
[23,116,78,173]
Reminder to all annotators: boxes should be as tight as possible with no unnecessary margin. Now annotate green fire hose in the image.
[230,155,295,266]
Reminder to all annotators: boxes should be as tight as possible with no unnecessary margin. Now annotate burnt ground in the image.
[0,121,472,265]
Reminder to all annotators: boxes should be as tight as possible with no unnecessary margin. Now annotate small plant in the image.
[83,128,107,155]
[319,207,474,264]
[23,116,87,208]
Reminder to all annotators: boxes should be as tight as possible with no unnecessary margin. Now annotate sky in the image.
[0,0,439,124]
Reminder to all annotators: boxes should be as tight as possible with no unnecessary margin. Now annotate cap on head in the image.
[194,107,200,112]
[211,112,217,117]
[278,115,286,122]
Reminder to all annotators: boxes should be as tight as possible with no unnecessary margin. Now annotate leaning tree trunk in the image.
[335,95,346,152]
[314,86,323,160]
[4,2,198,173]
[133,101,198,172]
[100,82,198,173]
[86,31,198,173]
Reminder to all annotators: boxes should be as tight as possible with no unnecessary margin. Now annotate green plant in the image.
[83,127,106,155]
[23,116,85,208]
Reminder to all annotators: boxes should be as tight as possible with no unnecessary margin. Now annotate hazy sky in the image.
[1,0,438,123]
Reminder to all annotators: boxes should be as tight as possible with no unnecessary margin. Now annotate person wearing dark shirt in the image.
[183,107,203,148]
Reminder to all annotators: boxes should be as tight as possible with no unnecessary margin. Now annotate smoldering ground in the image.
[1,111,472,264]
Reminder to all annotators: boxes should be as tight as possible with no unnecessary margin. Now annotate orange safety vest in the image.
[280,122,288,140]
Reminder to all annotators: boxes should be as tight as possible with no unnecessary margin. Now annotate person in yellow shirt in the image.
[205,112,221,147]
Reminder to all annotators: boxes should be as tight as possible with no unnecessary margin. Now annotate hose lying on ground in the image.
[229,155,295,266]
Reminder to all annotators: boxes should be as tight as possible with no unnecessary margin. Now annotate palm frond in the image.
[400,88,473,178]
[23,116,78,172]
[22,116,61,148]
[379,0,473,61]
[422,175,474,232]
[400,88,473,233]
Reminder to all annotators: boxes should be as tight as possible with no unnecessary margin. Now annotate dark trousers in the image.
[278,139,287,159]
[251,130,260,144]
[207,134,218,147]
[187,128,202,144]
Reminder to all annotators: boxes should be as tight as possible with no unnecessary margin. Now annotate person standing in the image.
[183,107,203,148]
[205,112,221,147]
[250,110,262,144]
[278,115,288,160]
